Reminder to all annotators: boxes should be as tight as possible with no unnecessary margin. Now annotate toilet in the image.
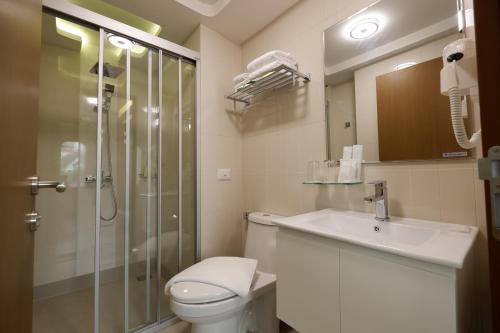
[167,212,283,333]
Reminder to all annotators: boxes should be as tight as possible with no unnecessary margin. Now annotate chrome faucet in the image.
[364,180,389,221]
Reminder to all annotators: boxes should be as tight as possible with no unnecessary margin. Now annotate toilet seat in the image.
[170,281,236,304]
[169,271,275,304]
[168,271,277,331]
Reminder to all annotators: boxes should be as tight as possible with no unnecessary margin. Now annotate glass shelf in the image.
[303,180,363,185]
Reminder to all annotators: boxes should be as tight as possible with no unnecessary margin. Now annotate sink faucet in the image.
[364,180,389,221]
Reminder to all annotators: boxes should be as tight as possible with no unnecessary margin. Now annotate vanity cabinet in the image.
[276,228,475,333]
[276,228,340,333]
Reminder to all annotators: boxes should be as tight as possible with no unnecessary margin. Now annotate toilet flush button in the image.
[217,168,231,181]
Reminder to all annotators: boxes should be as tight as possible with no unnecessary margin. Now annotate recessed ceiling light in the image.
[395,62,417,70]
[107,33,135,49]
[349,18,379,39]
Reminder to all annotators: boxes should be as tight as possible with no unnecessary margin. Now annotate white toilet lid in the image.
[169,281,236,304]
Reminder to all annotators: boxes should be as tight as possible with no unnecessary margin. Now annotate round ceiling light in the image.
[395,62,417,70]
[349,18,379,40]
[107,33,135,49]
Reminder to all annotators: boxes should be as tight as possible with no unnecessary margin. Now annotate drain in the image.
[374,225,381,232]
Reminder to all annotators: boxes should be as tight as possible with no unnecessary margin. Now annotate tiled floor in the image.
[34,277,297,333]
[33,276,171,333]
[157,321,191,333]
[157,320,298,333]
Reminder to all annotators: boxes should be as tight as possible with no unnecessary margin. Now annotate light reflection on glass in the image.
[60,141,85,187]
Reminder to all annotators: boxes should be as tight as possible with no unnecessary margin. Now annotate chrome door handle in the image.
[25,211,42,231]
[29,176,67,194]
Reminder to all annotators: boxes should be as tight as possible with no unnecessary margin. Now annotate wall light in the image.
[349,18,379,39]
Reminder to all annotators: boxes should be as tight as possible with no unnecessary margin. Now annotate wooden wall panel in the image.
[376,57,468,161]
[474,0,500,329]
[0,0,41,332]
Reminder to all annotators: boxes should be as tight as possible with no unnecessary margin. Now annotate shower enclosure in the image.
[33,1,200,332]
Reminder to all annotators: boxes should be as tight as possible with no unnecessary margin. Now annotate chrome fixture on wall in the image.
[364,180,389,221]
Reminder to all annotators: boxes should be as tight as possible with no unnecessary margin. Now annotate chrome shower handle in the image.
[30,176,67,194]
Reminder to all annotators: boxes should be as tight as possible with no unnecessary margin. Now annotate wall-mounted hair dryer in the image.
[440,38,481,149]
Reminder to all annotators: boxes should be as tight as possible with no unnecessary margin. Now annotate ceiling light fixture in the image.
[349,18,379,40]
[395,62,417,70]
[107,33,135,49]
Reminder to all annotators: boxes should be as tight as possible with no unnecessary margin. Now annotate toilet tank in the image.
[244,212,284,274]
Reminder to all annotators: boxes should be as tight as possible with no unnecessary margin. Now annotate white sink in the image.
[273,209,478,268]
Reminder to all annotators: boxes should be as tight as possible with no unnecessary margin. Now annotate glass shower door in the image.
[180,60,197,272]
[35,10,198,333]
[33,12,100,333]
[159,53,180,320]
[158,56,198,320]
[99,32,162,332]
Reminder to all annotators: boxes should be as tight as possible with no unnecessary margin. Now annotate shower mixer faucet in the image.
[364,180,389,221]
[84,173,113,186]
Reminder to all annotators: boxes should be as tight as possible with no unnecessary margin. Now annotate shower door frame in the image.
[41,1,201,332]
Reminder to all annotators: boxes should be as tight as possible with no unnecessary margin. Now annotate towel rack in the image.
[225,64,311,113]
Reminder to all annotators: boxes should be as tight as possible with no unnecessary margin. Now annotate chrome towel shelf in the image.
[225,64,310,112]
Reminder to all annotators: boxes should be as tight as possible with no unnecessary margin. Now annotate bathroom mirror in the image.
[324,0,475,162]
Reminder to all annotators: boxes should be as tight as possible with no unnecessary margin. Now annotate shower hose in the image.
[448,85,481,150]
[101,107,118,222]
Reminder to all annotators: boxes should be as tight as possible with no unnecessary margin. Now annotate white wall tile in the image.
[438,167,476,226]
[200,25,244,258]
[408,168,441,221]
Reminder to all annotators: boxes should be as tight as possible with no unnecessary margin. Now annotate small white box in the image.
[217,168,231,181]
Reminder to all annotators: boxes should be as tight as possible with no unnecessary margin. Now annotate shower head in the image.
[89,62,124,79]
[104,84,115,94]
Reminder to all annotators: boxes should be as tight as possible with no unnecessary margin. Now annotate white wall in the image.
[240,0,489,330]
[354,33,461,161]
[198,25,245,258]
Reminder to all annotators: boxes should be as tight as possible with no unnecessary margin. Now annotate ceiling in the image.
[324,0,458,69]
[100,0,300,45]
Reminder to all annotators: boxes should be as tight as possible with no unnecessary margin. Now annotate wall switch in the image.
[217,168,231,181]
